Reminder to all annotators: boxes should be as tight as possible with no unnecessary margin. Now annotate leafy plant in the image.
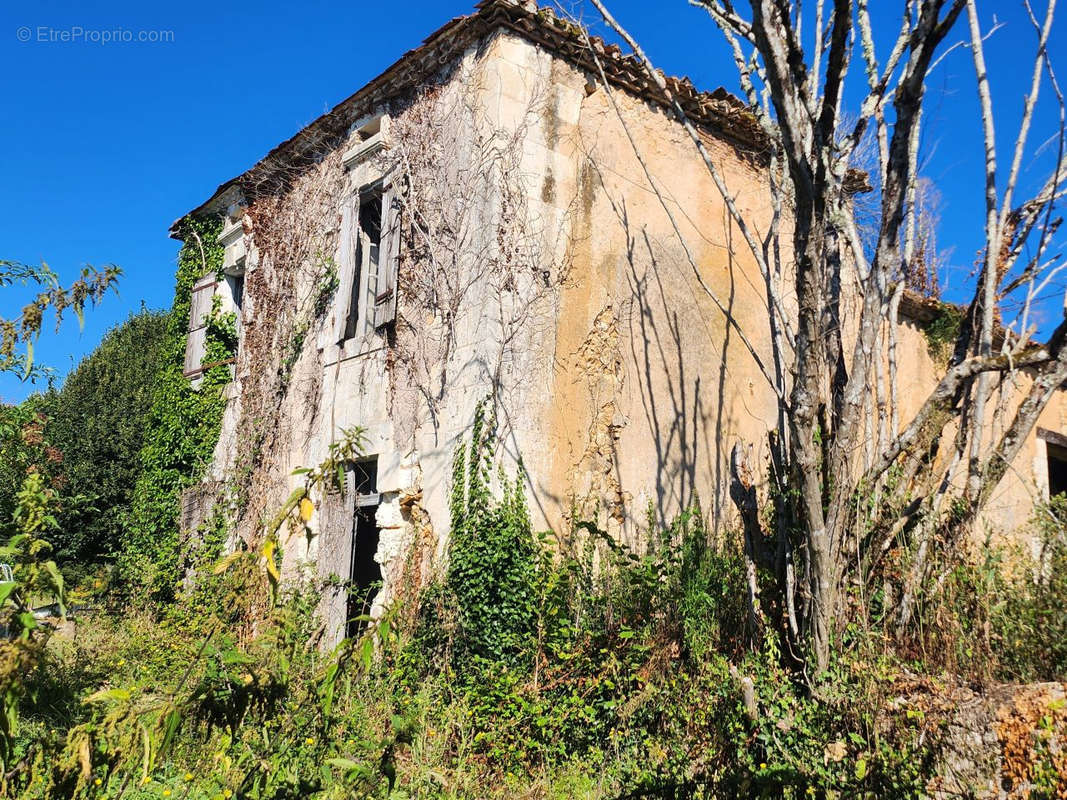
[446,400,537,668]
[29,309,169,562]
[0,259,121,379]
[0,471,66,780]
[122,215,234,600]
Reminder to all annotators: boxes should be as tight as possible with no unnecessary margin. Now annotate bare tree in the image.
[583,0,1066,673]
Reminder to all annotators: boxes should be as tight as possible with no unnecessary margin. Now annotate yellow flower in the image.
[163,791,172,798]
[305,737,315,746]
[759,763,767,770]
[185,773,193,781]
[117,659,125,667]
[224,790,233,798]
[94,778,103,786]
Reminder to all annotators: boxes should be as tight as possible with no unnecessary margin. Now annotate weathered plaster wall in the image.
[456,31,797,547]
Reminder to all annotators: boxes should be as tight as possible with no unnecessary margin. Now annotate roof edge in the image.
[170,0,767,238]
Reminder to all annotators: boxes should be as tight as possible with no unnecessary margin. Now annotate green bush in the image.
[996,495,1067,680]
[445,401,537,669]
[13,414,1060,798]
[30,309,169,563]
[122,215,234,600]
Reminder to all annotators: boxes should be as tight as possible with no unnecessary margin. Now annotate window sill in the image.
[320,334,388,368]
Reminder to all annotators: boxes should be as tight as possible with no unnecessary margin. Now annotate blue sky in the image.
[1,0,1063,403]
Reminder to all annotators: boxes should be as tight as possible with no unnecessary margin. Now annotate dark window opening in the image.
[341,192,382,342]
[1048,442,1067,498]
[231,273,244,311]
[346,457,381,638]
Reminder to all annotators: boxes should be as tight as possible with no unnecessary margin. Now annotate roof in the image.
[171,0,768,237]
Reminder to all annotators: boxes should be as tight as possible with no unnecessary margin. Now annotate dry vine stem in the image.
[585,0,1067,673]
[211,56,579,622]
[386,71,573,446]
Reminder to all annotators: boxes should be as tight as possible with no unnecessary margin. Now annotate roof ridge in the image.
[172,0,763,234]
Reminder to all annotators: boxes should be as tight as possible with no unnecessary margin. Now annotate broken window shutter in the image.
[183,328,207,377]
[333,201,356,344]
[373,186,401,328]
[184,274,217,378]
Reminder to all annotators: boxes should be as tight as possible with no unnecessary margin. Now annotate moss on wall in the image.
[921,302,964,364]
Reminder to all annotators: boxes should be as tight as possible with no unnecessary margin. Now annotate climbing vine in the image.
[122,215,235,600]
[382,73,571,443]
[446,399,537,668]
[225,150,345,542]
[278,257,338,390]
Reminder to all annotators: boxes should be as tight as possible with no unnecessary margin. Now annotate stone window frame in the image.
[184,204,247,386]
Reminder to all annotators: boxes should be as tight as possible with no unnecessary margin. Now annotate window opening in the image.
[231,272,244,311]
[1048,442,1067,498]
[341,191,382,342]
[346,457,381,638]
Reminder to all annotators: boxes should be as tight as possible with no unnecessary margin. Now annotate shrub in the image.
[996,495,1067,681]
[32,309,169,562]
[445,401,537,669]
[12,415,1057,798]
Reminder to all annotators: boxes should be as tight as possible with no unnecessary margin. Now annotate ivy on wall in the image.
[446,400,538,668]
[122,215,235,600]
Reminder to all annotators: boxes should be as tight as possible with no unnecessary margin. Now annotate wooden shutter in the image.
[183,274,216,378]
[316,485,351,648]
[332,199,357,344]
[372,186,401,328]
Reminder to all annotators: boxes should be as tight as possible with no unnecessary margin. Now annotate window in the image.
[1049,442,1067,498]
[231,272,245,311]
[1039,429,1067,498]
[341,190,383,342]
[338,184,400,343]
[334,113,402,348]
[345,457,381,637]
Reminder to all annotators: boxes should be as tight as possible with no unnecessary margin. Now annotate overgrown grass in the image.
[7,428,1067,798]
[11,528,934,799]
[902,494,1067,683]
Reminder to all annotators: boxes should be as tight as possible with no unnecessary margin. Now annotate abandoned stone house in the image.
[172,0,1067,640]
